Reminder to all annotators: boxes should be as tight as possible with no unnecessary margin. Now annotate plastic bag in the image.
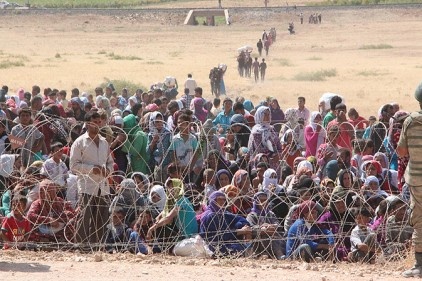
[172,235,213,258]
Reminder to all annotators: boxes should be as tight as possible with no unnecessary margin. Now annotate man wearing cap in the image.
[212,97,234,136]
[398,82,422,278]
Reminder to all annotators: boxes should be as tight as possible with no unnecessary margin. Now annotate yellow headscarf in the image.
[163,178,184,216]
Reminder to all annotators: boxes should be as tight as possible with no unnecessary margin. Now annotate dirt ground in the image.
[0,249,414,280]
[0,6,421,115]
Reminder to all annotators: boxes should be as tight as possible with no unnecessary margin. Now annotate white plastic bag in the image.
[172,235,213,258]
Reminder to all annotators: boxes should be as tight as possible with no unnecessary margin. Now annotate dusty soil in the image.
[0,249,413,280]
[0,5,421,115]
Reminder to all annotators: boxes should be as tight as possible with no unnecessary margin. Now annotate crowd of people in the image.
[0,79,416,268]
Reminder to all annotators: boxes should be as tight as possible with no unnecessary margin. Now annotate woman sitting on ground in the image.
[200,191,252,257]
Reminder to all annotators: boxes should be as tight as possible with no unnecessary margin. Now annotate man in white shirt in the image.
[184,73,197,101]
[70,111,114,245]
[297,96,311,126]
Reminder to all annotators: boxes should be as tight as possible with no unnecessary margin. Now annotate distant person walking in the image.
[260,59,267,82]
[218,0,222,8]
[252,58,260,82]
[257,39,263,57]
[264,39,270,56]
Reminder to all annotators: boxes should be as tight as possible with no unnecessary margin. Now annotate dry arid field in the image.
[0,3,421,115]
[0,2,421,280]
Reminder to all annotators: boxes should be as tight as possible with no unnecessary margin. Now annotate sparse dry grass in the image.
[0,6,421,115]
[293,68,337,81]
[359,44,393,50]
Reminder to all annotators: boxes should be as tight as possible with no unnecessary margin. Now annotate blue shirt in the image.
[212,110,234,134]
[176,196,198,238]
[286,218,335,257]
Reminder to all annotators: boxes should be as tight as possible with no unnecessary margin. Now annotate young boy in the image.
[40,142,69,198]
[210,98,222,119]
[202,168,216,201]
[1,195,32,249]
[105,209,131,253]
[128,210,153,255]
[168,113,199,180]
[349,208,378,263]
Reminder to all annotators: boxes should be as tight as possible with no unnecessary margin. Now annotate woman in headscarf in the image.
[148,184,167,219]
[281,129,302,169]
[125,96,138,111]
[305,111,326,157]
[110,178,144,226]
[286,200,335,262]
[333,169,354,194]
[228,114,251,159]
[247,191,284,259]
[318,190,356,261]
[243,100,254,113]
[269,98,285,134]
[131,172,150,201]
[386,110,408,170]
[361,176,388,210]
[281,156,304,188]
[147,179,198,248]
[122,114,150,175]
[316,124,341,177]
[362,160,396,194]
[261,168,283,195]
[248,106,282,169]
[215,169,232,190]
[280,108,300,143]
[146,111,172,181]
[374,152,398,194]
[200,191,251,257]
[231,169,253,216]
[192,97,208,123]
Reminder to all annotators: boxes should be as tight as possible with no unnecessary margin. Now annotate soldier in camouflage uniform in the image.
[398,82,422,278]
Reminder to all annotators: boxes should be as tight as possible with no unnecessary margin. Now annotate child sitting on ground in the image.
[128,209,153,255]
[384,197,413,260]
[105,209,131,252]
[349,207,378,263]
[1,195,32,249]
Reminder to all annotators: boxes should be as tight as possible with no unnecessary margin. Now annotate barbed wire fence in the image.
[0,111,413,266]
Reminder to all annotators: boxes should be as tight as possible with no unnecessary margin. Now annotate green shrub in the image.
[98,79,146,95]
[293,68,337,81]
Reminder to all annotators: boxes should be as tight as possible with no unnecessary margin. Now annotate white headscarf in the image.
[364,176,388,198]
[148,184,167,212]
[297,160,313,173]
[262,168,277,189]
[251,106,273,149]
[148,111,163,134]
[0,154,16,177]
[310,111,321,131]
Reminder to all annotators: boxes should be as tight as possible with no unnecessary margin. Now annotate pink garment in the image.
[304,125,322,157]
[327,120,353,151]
